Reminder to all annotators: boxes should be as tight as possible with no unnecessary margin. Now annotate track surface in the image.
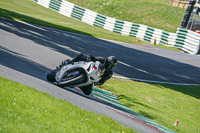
[1,18,200,84]
[0,18,199,132]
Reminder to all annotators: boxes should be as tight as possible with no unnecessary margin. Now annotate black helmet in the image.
[104,56,117,70]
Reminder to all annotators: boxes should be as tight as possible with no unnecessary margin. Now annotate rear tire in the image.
[80,84,93,95]
[57,74,84,87]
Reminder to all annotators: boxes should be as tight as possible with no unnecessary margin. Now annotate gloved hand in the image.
[56,59,71,70]
[62,59,71,65]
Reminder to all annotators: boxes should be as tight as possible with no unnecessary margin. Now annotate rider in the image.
[47,53,117,95]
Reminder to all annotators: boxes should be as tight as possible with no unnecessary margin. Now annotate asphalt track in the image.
[0,18,200,132]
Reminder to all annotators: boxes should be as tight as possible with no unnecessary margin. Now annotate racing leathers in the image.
[56,53,113,95]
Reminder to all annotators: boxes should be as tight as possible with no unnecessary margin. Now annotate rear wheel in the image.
[80,84,93,95]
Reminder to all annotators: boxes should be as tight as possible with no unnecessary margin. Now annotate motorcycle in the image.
[47,61,105,88]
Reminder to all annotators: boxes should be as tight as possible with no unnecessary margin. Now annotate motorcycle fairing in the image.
[55,61,102,87]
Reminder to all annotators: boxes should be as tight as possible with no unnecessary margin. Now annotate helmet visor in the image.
[107,63,117,70]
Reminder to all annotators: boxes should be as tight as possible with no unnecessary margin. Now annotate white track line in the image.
[113,75,200,86]
[3,18,199,86]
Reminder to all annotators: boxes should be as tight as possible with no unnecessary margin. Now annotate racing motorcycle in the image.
[47,61,105,88]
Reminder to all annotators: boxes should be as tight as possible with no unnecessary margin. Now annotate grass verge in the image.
[98,78,200,133]
[0,0,180,52]
[68,0,186,33]
[0,76,135,132]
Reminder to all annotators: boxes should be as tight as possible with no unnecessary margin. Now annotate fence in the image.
[186,8,200,31]
[33,0,200,55]
[171,0,189,9]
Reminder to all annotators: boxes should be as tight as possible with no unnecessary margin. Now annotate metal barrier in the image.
[176,28,200,54]
[33,0,200,55]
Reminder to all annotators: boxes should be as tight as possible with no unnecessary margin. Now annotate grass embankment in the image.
[1,77,199,133]
[0,0,180,52]
[0,76,135,132]
[98,78,200,133]
[0,0,198,133]
[68,0,185,33]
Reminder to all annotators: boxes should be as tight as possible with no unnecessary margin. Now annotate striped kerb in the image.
[94,14,106,28]
[144,27,154,42]
[113,20,124,33]
[129,23,139,37]
[160,31,169,45]
[71,5,85,20]
[92,87,176,133]
[49,0,62,12]
[175,30,187,49]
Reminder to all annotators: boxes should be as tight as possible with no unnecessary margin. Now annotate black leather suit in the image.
[72,53,113,86]
[71,54,113,95]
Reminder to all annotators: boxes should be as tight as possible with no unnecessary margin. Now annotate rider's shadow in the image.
[60,86,171,132]
[61,85,151,120]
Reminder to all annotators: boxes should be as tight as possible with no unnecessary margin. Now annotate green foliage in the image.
[0,0,180,52]
[99,78,200,133]
[0,76,135,132]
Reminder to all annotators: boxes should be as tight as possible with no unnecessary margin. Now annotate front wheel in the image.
[47,69,57,82]
[57,74,84,87]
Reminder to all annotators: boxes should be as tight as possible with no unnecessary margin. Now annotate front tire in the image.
[47,70,57,82]
[57,74,84,87]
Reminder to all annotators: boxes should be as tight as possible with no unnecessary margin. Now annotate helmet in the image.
[104,56,117,70]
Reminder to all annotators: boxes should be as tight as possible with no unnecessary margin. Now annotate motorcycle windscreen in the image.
[98,63,105,76]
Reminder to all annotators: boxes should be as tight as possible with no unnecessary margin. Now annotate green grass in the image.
[69,0,186,33]
[0,76,135,132]
[0,0,180,52]
[0,1,198,132]
[98,78,200,133]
